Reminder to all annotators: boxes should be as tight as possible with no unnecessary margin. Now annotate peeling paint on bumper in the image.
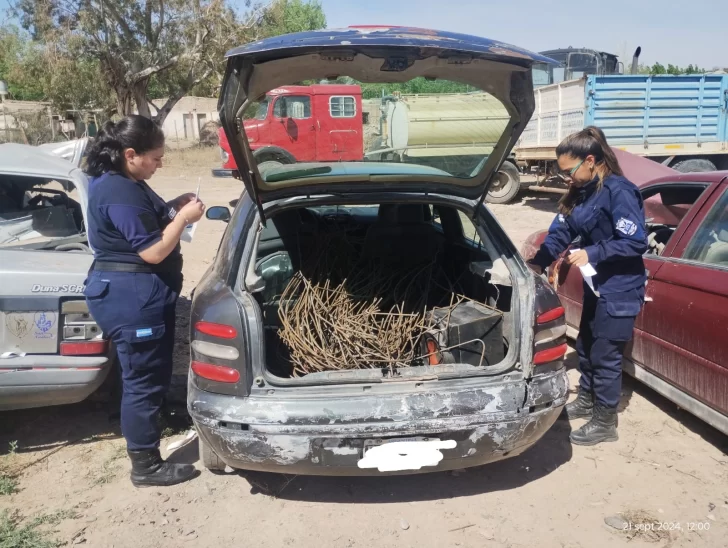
[188,368,568,476]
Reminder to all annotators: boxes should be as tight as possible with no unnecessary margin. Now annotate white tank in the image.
[385,93,511,158]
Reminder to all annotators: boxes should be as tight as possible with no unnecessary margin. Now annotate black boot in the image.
[559,388,593,420]
[127,449,198,487]
[569,404,618,446]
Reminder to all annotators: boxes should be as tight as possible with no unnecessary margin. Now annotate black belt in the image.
[91,260,182,274]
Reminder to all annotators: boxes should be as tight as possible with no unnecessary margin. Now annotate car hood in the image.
[218,26,553,219]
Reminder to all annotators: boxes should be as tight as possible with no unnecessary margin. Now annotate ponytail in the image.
[84,115,165,178]
[555,126,623,215]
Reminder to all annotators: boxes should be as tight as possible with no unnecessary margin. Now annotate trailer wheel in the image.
[199,438,226,472]
[672,159,717,173]
[486,161,521,204]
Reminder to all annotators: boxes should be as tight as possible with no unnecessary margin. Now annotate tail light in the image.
[195,321,237,339]
[532,277,568,371]
[60,300,107,355]
[191,361,240,383]
[61,340,109,356]
[220,148,229,164]
[191,319,245,394]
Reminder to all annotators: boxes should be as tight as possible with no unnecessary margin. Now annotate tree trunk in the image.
[133,79,152,119]
[115,88,134,117]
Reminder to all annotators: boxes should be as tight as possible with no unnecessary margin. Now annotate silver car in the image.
[0,140,114,410]
[188,27,569,476]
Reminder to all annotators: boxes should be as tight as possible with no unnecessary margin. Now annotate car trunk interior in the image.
[251,201,517,382]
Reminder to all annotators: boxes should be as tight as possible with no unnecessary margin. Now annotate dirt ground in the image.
[1,147,727,548]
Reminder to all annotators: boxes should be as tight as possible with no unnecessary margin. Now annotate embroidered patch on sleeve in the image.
[616,217,638,236]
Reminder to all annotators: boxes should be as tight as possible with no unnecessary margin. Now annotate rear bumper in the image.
[0,355,113,410]
[188,368,568,476]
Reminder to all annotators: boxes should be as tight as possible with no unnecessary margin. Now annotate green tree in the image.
[13,0,326,125]
[0,25,45,100]
[0,24,113,113]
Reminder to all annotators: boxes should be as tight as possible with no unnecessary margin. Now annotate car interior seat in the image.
[363,204,445,263]
[703,228,728,266]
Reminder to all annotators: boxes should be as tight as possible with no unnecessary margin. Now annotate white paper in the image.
[1,351,27,359]
[180,222,197,243]
[569,249,599,297]
[180,180,201,243]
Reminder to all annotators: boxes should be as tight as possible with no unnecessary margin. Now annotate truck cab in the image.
[214,84,364,177]
[532,48,621,87]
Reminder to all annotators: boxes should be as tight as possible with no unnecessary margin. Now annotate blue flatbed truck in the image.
[500,74,728,203]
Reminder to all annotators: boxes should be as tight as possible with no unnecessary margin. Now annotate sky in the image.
[1,0,724,69]
[317,0,727,69]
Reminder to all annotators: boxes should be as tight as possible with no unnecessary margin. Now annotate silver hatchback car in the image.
[188,26,568,475]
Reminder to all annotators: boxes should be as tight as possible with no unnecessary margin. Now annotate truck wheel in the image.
[672,159,717,173]
[199,438,226,472]
[486,161,521,204]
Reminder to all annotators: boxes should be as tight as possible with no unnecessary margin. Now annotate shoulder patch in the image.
[558,214,565,223]
[616,217,638,236]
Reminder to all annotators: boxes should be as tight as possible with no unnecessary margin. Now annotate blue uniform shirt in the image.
[86,171,182,271]
[532,174,648,296]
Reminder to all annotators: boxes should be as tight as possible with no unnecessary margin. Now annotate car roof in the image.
[226,26,555,66]
[641,171,728,188]
[0,143,79,179]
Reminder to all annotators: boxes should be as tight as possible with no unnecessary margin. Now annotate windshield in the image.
[532,62,552,87]
[0,176,85,250]
[568,53,598,79]
[241,78,511,185]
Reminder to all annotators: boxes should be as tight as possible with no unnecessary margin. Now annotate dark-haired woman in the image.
[83,115,205,486]
[527,126,647,446]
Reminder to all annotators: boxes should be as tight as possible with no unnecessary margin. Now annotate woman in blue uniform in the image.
[83,115,205,486]
[527,126,647,446]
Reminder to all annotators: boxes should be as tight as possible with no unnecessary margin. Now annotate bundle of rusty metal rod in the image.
[278,273,431,376]
[276,230,481,375]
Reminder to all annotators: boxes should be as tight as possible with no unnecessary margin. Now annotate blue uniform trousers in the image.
[84,270,180,451]
[576,285,644,409]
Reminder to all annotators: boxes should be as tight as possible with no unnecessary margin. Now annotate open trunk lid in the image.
[218,26,553,220]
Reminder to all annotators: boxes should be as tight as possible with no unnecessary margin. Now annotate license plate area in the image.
[2,310,59,355]
[359,436,456,472]
[363,436,438,455]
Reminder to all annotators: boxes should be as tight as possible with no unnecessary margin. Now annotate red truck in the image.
[213,84,364,177]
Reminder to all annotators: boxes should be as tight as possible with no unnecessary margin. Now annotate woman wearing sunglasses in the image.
[527,126,648,446]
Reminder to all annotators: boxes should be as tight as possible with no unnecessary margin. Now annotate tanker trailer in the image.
[375,93,522,204]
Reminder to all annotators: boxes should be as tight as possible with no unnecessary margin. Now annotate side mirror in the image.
[206,206,231,223]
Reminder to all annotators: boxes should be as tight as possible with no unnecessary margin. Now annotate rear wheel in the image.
[672,159,717,173]
[199,438,226,472]
[486,161,521,204]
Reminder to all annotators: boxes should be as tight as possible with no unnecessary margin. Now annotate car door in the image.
[270,94,317,161]
[554,180,715,344]
[636,181,728,424]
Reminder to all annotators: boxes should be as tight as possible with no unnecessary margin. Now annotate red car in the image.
[521,153,728,436]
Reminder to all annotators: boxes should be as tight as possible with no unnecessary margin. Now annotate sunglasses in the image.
[555,159,584,181]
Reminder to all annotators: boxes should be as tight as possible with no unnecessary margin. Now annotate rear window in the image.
[329,96,356,118]
[643,184,709,227]
[0,175,85,250]
[241,78,511,185]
